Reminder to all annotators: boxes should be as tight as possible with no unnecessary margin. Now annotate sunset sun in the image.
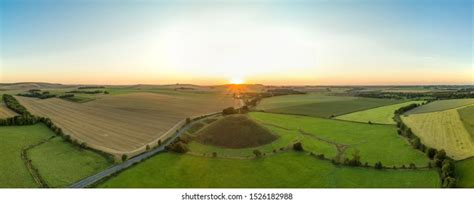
[229,77,245,85]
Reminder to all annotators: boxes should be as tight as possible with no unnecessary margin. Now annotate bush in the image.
[222,107,237,115]
[212,152,217,157]
[121,154,128,162]
[374,161,383,169]
[410,137,421,149]
[442,177,456,188]
[293,142,304,151]
[165,141,189,153]
[79,142,87,149]
[146,145,150,151]
[347,150,362,166]
[426,148,437,159]
[253,150,262,158]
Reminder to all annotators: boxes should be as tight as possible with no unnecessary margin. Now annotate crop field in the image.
[457,105,474,137]
[99,152,440,188]
[0,124,54,187]
[0,100,17,118]
[16,92,234,156]
[335,101,424,124]
[257,94,402,118]
[402,108,474,160]
[456,158,474,188]
[250,112,429,166]
[28,137,111,187]
[405,98,474,115]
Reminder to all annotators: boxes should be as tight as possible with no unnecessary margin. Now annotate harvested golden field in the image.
[16,92,234,157]
[402,106,474,160]
[0,101,17,118]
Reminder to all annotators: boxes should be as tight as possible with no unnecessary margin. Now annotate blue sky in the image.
[1,0,472,85]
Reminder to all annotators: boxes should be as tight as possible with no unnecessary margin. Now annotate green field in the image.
[457,105,474,138]
[0,124,111,188]
[405,98,474,114]
[257,94,402,118]
[0,124,54,187]
[456,158,474,188]
[336,101,424,124]
[187,123,337,159]
[29,137,111,187]
[99,152,440,188]
[249,112,429,166]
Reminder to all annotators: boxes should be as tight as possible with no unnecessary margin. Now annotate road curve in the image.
[69,112,219,188]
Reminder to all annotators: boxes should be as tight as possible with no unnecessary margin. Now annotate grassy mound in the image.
[195,115,277,149]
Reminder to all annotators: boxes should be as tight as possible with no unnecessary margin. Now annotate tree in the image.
[185,117,191,124]
[435,149,447,161]
[348,150,362,166]
[442,177,456,188]
[426,148,437,159]
[441,159,455,178]
[158,140,162,146]
[146,145,150,151]
[165,141,189,153]
[222,107,237,115]
[241,105,249,113]
[374,161,383,169]
[253,149,262,158]
[293,142,303,151]
[212,152,217,157]
[410,137,421,149]
[121,154,128,162]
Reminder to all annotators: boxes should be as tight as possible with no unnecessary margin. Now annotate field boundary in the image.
[21,136,55,188]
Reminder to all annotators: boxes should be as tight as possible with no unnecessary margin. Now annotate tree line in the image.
[354,89,474,100]
[17,89,56,99]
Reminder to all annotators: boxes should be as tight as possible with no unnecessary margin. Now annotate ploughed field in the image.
[402,104,474,160]
[256,94,403,118]
[0,124,110,188]
[16,92,234,156]
[0,100,17,118]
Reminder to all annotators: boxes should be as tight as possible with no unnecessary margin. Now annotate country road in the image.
[69,112,219,188]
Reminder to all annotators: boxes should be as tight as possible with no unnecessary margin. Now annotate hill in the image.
[195,115,278,149]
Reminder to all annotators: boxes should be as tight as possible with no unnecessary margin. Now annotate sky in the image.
[0,0,472,85]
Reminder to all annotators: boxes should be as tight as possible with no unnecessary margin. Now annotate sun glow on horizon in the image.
[229,77,245,85]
